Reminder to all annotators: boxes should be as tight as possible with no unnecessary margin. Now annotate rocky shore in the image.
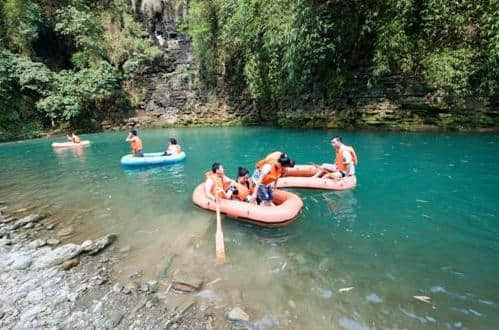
[0,203,252,329]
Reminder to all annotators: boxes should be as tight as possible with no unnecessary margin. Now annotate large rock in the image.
[33,243,83,269]
[228,307,249,322]
[87,234,118,255]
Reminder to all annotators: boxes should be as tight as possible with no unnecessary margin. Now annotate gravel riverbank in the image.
[0,203,253,329]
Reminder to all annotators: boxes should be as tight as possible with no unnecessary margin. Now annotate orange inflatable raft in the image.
[192,184,303,227]
[277,165,357,190]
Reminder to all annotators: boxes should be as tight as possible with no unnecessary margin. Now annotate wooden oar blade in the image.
[215,199,226,264]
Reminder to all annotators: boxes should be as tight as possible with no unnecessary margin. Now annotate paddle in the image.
[215,198,226,264]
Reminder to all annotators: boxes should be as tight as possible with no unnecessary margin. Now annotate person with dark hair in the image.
[231,167,255,202]
[314,136,358,179]
[162,137,183,156]
[125,129,144,157]
[67,131,80,144]
[204,163,236,201]
[250,151,295,206]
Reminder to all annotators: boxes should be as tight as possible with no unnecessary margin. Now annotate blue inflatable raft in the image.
[120,152,186,167]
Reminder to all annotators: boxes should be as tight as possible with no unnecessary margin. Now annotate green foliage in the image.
[37,61,121,121]
[55,5,105,63]
[421,48,476,95]
[1,0,43,55]
[189,0,498,104]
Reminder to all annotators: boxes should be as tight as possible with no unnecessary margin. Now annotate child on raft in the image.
[67,132,80,144]
[125,129,144,157]
[230,167,255,202]
[162,137,182,156]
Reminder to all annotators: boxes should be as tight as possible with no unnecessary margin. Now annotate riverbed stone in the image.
[124,283,137,294]
[57,226,74,237]
[80,240,93,252]
[45,223,55,230]
[172,271,203,292]
[11,214,44,229]
[34,243,82,269]
[23,222,34,229]
[11,254,33,270]
[61,257,80,271]
[47,239,60,246]
[228,307,249,322]
[88,234,118,255]
[29,239,46,249]
[113,283,124,293]
[106,311,123,328]
[119,245,132,253]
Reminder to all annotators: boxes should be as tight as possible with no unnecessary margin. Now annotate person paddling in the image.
[314,136,357,180]
[126,129,144,157]
[162,137,182,156]
[67,132,80,144]
[250,152,295,206]
[204,163,236,201]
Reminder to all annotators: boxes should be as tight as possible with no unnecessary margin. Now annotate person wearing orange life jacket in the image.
[204,163,236,201]
[250,152,295,206]
[162,137,183,156]
[125,129,144,157]
[67,132,80,144]
[314,136,358,180]
[231,167,255,202]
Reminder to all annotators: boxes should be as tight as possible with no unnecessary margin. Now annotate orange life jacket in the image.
[335,145,358,172]
[234,179,254,201]
[204,171,230,199]
[131,136,143,154]
[72,135,80,143]
[255,152,283,185]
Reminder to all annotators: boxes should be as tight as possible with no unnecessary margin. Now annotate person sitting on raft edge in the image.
[313,136,358,180]
[249,152,295,206]
[67,131,80,144]
[126,129,144,157]
[162,137,182,156]
[204,163,237,202]
[231,167,255,202]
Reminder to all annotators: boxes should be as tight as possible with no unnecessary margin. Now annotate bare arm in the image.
[204,179,216,201]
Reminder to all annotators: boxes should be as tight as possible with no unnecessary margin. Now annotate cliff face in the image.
[107,1,498,132]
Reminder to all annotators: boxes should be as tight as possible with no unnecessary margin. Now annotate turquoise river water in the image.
[0,127,498,329]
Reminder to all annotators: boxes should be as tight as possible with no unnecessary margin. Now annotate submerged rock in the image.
[28,239,46,249]
[45,223,55,230]
[228,307,249,322]
[119,245,132,253]
[61,257,80,271]
[47,238,60,246]
[87,234,117,255]
[11,214,44,229]
[172,271,203,292]
[34,243,82,269]
[57,226,74,237]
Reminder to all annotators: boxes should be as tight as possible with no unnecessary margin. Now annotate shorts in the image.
[257,185,273,202]
[134,151,144,157]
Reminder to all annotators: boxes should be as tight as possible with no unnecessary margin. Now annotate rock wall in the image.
[104,1,498,132]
